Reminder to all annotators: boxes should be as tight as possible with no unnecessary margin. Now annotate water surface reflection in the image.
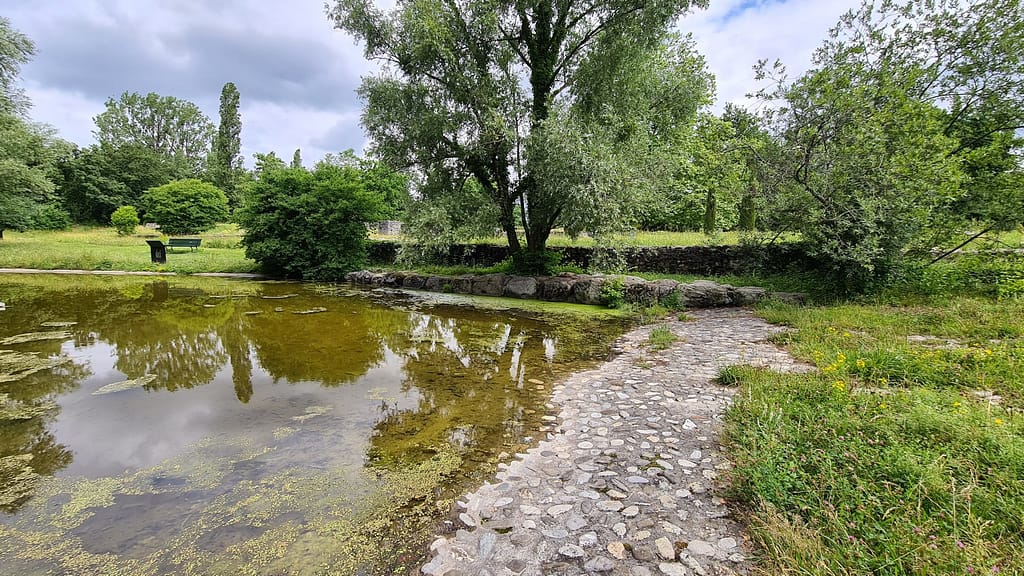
[0,274,625,575]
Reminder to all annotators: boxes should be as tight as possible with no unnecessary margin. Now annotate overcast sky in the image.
[6,0,858,166]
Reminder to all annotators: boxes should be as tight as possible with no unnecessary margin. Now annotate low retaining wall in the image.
[345,270,800,308]
[366,241,814,276]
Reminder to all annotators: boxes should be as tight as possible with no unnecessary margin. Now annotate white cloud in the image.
[685,0,859,111]
[7,0,860,165]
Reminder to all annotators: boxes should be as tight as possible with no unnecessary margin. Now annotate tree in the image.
[56,143,179,224]
[0,113,70,239]
[141,179,229,235]
[0,17,34,117]
[755,0,1023,290]
[331,0,710,268]
[93,92,215,176]
[291,148,302,169]
[209,82,243,207]
[237,163,385,280]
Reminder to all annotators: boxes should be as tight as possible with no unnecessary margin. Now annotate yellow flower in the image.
[877,377,888,385]
[879,403,887,409]
[994,418,1004,426]
[843,331,852,338]
[823,364,837,374]
[855,359,866,369]
[953,401,962,408]
[985,349,993,356]
[833,380,847,392]
[837,353,847,364]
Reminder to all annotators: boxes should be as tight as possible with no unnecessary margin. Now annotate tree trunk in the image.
[702,190,717,235]
[737,190,757,231]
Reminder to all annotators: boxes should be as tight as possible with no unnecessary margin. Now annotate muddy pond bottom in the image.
[0,274,627,575]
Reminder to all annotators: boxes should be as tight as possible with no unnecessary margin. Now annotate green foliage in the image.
[93,91,214,176]
[0,114,65,235]
[756,0,1024,293]
[332,0,711,255]
[55,143,181,224]
[141,179,229,235]
[31,204,70,231]
[209,82,243,206]
[0,17,34,117]
[237,165,385,280]
[109,205,139,236]
[600,277,625,309]
[509,249,561,276]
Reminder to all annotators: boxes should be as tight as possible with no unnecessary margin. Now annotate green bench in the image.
[167,238,202,252]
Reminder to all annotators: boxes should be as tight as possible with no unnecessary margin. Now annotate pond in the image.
[0,274,629,575]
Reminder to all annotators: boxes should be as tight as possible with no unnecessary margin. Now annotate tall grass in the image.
[724,261,1023,575]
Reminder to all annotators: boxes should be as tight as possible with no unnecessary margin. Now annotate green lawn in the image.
[725,275,1023,574]
[0,225,257,274]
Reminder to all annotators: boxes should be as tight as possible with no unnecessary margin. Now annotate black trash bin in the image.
[146,240,167,263]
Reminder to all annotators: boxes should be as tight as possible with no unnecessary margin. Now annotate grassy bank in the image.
[0,225,257,274]
[724,265,1023,574]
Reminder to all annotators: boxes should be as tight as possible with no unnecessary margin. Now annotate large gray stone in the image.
[503,276,538,299]
[678,281,732,308]
[570,277,606,305]
[732,286,767,306]
[471,274,505,297]
[401,273,427,290]
[539,276,575,301]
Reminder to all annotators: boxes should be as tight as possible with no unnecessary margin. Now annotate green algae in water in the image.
[0,454,40,510]
[0,349,72,384]
[0,393,57,421]
[0,331,72,346]
[92,374,158,396]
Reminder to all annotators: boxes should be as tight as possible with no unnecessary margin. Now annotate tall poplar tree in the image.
[210,82,242,205]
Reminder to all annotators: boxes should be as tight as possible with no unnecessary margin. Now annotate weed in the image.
[600,277,625,309]
[647,326,677,351]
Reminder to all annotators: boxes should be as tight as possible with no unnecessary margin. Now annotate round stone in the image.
[559,544,586,558]
[583,557,615,573]
[687,540,716,556]
[621,505,640,518]
[658,563,687,576]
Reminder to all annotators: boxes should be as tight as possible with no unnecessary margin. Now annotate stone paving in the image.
[422,308,814,576]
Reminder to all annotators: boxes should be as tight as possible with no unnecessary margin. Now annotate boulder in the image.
[733,286,768,306]
[472,274,505,297]
[503,276,538,299]
[401,273,427,290]
[424,275,447,292]
[539,276,575,301]
[678,280,733,308]
[451,274,474,294]
[570,276,606,306]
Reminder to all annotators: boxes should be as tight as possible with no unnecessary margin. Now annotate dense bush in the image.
[110,205,139,236]
[31,204,71,230]
[237,164,384,280]
[141,179,228,235]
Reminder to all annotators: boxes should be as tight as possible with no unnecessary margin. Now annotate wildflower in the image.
[877,377,888,385]
[855,359,866,369]
[837,352,847,363]
[879,403,887,409]
[985,349,993,356]
[843,331,852,338]
[994,418,1004,426]
[823,364,837,374]
[953,401,962,408]
[957,541,966,549]
[833,381,847,392]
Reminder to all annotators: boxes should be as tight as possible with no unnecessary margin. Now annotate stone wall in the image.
[366,241,813,276]
[343,270,803,308]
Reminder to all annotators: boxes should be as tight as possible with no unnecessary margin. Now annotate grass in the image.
[0,225,257,274]
[724,263,1024,575]
[647,326,678,350]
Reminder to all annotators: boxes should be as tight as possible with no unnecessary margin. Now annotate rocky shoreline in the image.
[421,308,814,576]
[345,270,804,308]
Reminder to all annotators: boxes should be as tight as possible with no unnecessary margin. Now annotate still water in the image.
[0,274,627,575]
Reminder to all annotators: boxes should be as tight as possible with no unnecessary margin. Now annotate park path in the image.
[423,308,813,576]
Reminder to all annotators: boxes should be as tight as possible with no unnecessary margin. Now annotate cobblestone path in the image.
[423,308,813,576]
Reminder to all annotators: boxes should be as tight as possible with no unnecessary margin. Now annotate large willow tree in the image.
[330,0,711,266]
